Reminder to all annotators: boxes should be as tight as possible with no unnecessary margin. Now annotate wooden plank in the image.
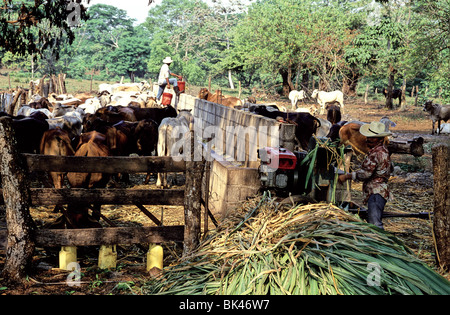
[1,189,185,206]
[388,137,424,157]
[0,227,179,249]
[0,225,184,248]
[23,154,186,173]
[135,204,162,226]
[1,188,185,206]
[24,188,185,206]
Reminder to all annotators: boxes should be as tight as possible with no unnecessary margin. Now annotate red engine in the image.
[258,147,308,194]
[258,147,297,171]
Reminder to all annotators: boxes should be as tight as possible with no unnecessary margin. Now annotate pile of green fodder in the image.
[143,192,450,295]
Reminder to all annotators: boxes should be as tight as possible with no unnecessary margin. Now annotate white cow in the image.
[17,105,52,119]
[437,123,450,134]
[379,116,397,132]
[315,117,332,138]
[295,106,317,115]
[311,89,344,115]
[288,90,306,109]
[98,81,151,94]
[46,113,83,140]
[77,98,102,115]
[156,110,193,188]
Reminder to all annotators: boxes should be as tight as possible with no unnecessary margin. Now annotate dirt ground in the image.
[1,96,449,295]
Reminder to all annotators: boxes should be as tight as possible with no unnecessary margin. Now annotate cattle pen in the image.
[1,86,449,288]
[0,115,207,283]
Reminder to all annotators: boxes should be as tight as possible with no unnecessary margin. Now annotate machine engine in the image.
[257,147,310,196]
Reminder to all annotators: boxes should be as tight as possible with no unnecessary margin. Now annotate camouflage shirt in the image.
[352,143,393,204]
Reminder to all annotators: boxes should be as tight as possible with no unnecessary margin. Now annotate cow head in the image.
[423,100,435,112]
[198,88,210,100]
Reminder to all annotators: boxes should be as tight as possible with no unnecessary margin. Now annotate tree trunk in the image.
[228,70,234,90]
[385,66,396,110]
[279,68,290,97]
[400,79,407,111]
[0,117,36,285]
[342,71,360,97]
[183,123,203,256]
[364,84,369,104]
[414,86,419,106]
[387,137,424,157]
[8,89,23,116]
[301,71,309,91]
[432,145,450,271]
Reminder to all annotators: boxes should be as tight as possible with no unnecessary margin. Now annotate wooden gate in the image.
[0,116,204,283]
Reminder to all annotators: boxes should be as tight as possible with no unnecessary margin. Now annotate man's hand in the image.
[338,173,351,184]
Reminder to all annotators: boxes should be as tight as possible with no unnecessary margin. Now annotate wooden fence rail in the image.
[0,116,204,284]
[23,154,186,173]
[1,188,185,206]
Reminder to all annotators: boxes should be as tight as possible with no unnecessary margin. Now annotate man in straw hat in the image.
[156,56,183,104]
[338,121,394,229]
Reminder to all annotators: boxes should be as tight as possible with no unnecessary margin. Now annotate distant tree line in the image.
[1,0,450,105]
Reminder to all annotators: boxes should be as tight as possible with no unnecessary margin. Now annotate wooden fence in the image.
[0,116,204,283]
[0,93,12,112]
[432,144,450,271]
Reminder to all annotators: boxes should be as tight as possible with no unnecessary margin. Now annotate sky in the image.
[87,0,163,25]
[86,0,253,25]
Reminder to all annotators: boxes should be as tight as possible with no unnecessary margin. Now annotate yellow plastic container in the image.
[59,246,77,270]
[98,245,117,269]
[146,243,163,271]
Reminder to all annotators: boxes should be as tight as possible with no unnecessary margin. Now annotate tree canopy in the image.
[1,0,449,103]
[0,0,89,58]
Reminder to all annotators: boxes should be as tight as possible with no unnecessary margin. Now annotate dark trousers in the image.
[367,194,387,229]
[157,78,178,100]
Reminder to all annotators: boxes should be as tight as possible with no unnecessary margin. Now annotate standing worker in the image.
[338,121,394,230]
[157,56,182,104]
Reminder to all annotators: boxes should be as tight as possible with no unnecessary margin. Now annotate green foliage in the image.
[0,0,89,58]
[142,199,450,295]
[1,0,449,100]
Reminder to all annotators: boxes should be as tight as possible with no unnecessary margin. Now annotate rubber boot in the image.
[174,85,181,97]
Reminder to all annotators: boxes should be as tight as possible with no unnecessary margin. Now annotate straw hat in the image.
[163,56,173,64]
[360,121,392,137]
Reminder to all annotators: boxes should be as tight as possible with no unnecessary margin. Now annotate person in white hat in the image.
[338,121,394,229]
[156,56,182,103]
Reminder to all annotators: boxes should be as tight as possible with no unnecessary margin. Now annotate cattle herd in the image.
[0,82,186,190]
[1,83,449,193]
[0,81,449,228]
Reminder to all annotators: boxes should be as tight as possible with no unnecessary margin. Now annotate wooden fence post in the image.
[0,116,36,284]
[364,84,369,104]
[432,144,450,271]
[7,88,23,116]
[183,121,203,256]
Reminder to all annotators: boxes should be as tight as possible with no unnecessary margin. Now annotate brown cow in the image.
[40,128,75,189]
[338,122,390,156]
[40,128,75,215]
[338,122,369,155]
[198,88,243,108]
[326,104,341,125]
[66,131,110,228]
[198,88,219,102]
[67,131,110,188]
